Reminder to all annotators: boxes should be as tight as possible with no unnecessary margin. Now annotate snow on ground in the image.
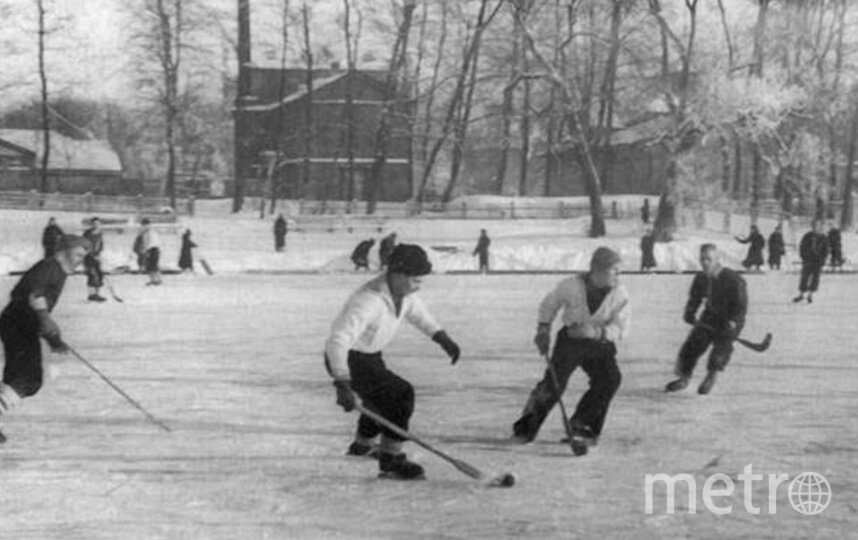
[0,270,856,539]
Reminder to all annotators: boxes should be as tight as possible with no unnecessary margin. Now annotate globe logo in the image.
[788,472,832,516]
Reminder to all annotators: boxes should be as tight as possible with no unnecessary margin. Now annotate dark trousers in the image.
[478,254,489,272]
[799,263,822,292]
[145,248,161,273]
[348,351,414,442]
[513,332,622,441]
[0,305,44,398]
[676,326,734,377]
[85,255,104,288]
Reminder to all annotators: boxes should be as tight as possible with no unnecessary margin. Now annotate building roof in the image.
[242,73,347,112]
[0,129,121,172]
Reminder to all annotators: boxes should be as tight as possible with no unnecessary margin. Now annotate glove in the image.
[46,335,68,354]
[38,311,66,352]
[722,320,739,339]
[534,323,551,355]
[433,331,461,365]
[333,380,356,412]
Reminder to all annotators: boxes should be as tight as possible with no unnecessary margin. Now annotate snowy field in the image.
[1,270,856,539]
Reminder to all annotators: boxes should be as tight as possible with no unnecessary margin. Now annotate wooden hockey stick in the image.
[693,322,772,352]
[354,403,515,487]
[67,345,171,432]
[543,353,577,453]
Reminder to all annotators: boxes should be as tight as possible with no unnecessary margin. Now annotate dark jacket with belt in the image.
[684,268,747,334]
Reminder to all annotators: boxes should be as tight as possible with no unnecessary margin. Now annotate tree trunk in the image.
[268,0,291,216]
[495,25,517,196]
[301,3,314,200]
[416,1,447,202]
[841,103,858,228]
[36,0,49,195]
[342,0,357,205]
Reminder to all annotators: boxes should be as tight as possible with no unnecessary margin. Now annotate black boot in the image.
[698,371,718,395]
[378,453,425,480]
[346,441,379,459]
[0,429,6,444]
[665,376,690,393]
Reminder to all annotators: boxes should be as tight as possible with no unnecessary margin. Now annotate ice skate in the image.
[378,453,425,480]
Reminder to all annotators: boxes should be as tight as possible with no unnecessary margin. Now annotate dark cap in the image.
[590,246,621,271]
[387,244,432,276]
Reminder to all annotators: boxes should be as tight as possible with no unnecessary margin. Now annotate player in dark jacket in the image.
[767,225,785,270]
[41,217,65,259]
[793,219,829,304]
[178,229,197,272]
[274,214,288,252]
[473,229,491,273]
[351,239,375,271]
[665,244,748,395]
[640,230,657,272]
[736,225,765,271]
[0,234,90,443]
[83,217,106,302]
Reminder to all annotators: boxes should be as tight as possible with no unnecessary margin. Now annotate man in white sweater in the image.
[512,247,631,455]
[325,244,461,480]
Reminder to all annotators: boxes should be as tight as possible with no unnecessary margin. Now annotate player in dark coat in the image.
[0,234,90,443]
[178,229,197,272]
[665,244,747,395]
[351,239,375,271]
[767,226,785,270]
[274,214,288,252]
[472,229,491,273]
[83,217,106,302]
[41,217,65,259]
[828,224,844,271]
[793,219,829,303]
[641,198,651,224]
[736,225,765,271]
[379,233,397,269]
[640,230,657,272]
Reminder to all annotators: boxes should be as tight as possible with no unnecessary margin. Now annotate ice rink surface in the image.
[1,271,856,539]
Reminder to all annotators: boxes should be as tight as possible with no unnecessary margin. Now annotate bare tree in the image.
[299,2,314,200]
[36,0,50,194]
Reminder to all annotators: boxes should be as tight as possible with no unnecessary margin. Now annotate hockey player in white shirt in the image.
[325,244,461,480]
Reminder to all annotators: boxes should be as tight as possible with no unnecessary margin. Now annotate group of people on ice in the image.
[735,221,844,272]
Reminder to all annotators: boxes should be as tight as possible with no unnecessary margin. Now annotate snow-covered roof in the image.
[0,129,121,172]
[242,73,347,112]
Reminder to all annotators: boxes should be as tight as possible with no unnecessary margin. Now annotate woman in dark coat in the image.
[736,225,765,270]
[640,231,657,271]
[178,229,197,272]
[767,225,785,270]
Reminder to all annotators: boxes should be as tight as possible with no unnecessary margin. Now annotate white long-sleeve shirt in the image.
[538,274,631,342]
[325,274,442,381]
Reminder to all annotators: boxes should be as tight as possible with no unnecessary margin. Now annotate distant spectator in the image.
[793,219,829,304]
[473,229,491,273]
[351,239,375,271]
[132,231,146,272]
[640,229,657,272]
[767,225,785,270]
[178,229,198,273]
[274,214,288,252]
[83,217,106,302]
[641,199,651,225]
[140,218,162,286]
[736,225,765,271]
[41,217,64,259]
[379,232,397,269]
[828,223,844,271]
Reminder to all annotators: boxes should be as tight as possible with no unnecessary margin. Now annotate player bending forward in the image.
[665,244,747,395]
[324,244,461,480]
[512,247,631,455]
[0,235,91,443]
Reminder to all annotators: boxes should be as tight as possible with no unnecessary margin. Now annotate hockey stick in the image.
[103,275,124,303]
[354,403,515,488]
[66,345,171,432]
[543,353,577,453]
[693,322,772,353]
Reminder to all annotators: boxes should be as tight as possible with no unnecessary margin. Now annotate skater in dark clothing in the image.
[0,234,90,443]
[178,229,197,272]
[640,230,657,272]
[83,217,106,302]
[132,232,146,272]
[473,229,491,273]
[641,198,651,225]
[274,214,288,252]
[325,244,461,480]
[665,244,747,395]
[41,217,65,259]
[736,225,765,271]
[350,239,375,271]
[512,247,631,455]
[793,219,829,303]
[767,225,786,270]
[378,233,397,269]
[828,224,844,271]
[139,218,163,286]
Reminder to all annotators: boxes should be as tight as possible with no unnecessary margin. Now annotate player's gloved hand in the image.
[534,323,551,355]
[433,331,461,365]
[45,334,68,354]
[333,380,356,412]
[722,320,738,339]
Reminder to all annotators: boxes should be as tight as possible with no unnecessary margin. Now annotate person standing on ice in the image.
[0,235,90,443]
[41,217,65,259]
[511,247,630,454]
[735,225,765,271]
[140,218,163,286]
[83,217,107,302]
[472,229,491,273]
[178,229,197,273]
[350,238,374,271]
[767,225,785,270]
[640,228,657,272]
[274,214,288,252]
[828,223,844,271]
[793,219,828,304]
[325,244,461,480]
[378,232,397,269]
[665,244,747,395]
